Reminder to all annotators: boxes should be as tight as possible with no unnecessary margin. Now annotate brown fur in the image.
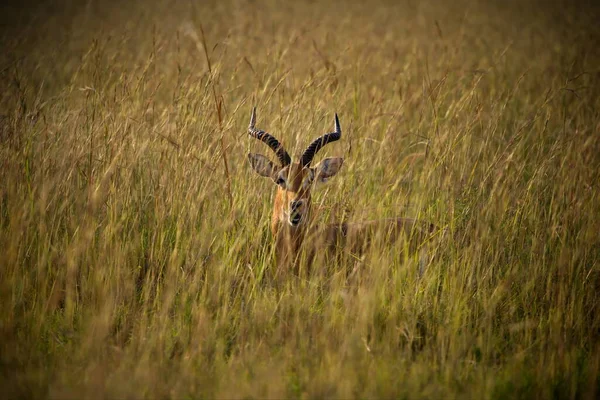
[269,163,314,272]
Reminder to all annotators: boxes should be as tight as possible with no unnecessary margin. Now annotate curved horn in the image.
[248,107,291,166]
[300,113,341,167]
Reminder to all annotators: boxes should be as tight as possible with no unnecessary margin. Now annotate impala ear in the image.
[248,153,278,178]
[313,157,343,183]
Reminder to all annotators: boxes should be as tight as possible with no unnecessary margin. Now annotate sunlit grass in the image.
[1,0,599,398]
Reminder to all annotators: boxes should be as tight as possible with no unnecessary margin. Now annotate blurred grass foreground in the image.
[1,0,599,398]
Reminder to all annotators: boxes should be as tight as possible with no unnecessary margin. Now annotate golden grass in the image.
[1,0,599,398]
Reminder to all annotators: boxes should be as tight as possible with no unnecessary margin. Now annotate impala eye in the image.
[276,177,285,186]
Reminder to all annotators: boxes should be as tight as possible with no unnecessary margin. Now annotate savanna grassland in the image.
[1,0,599,398]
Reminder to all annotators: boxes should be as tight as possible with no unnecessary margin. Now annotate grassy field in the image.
[1,0,599,398]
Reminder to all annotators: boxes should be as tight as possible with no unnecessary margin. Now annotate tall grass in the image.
[1,0,599,398]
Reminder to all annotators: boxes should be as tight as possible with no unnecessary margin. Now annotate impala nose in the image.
[290,199,303,212]
[289,200,304,226]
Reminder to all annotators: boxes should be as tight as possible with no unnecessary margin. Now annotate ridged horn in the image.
[248,107,291,166]
[300,113,341,167]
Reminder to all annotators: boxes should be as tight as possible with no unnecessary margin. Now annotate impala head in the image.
[247,107,344,228]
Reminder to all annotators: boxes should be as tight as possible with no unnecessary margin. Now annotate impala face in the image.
[247,107,343,229]
[248,157,343,227]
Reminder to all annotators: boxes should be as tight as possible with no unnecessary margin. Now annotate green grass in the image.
[1,0,599,398]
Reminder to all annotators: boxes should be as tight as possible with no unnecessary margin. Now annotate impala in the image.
[247,107,443,276]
